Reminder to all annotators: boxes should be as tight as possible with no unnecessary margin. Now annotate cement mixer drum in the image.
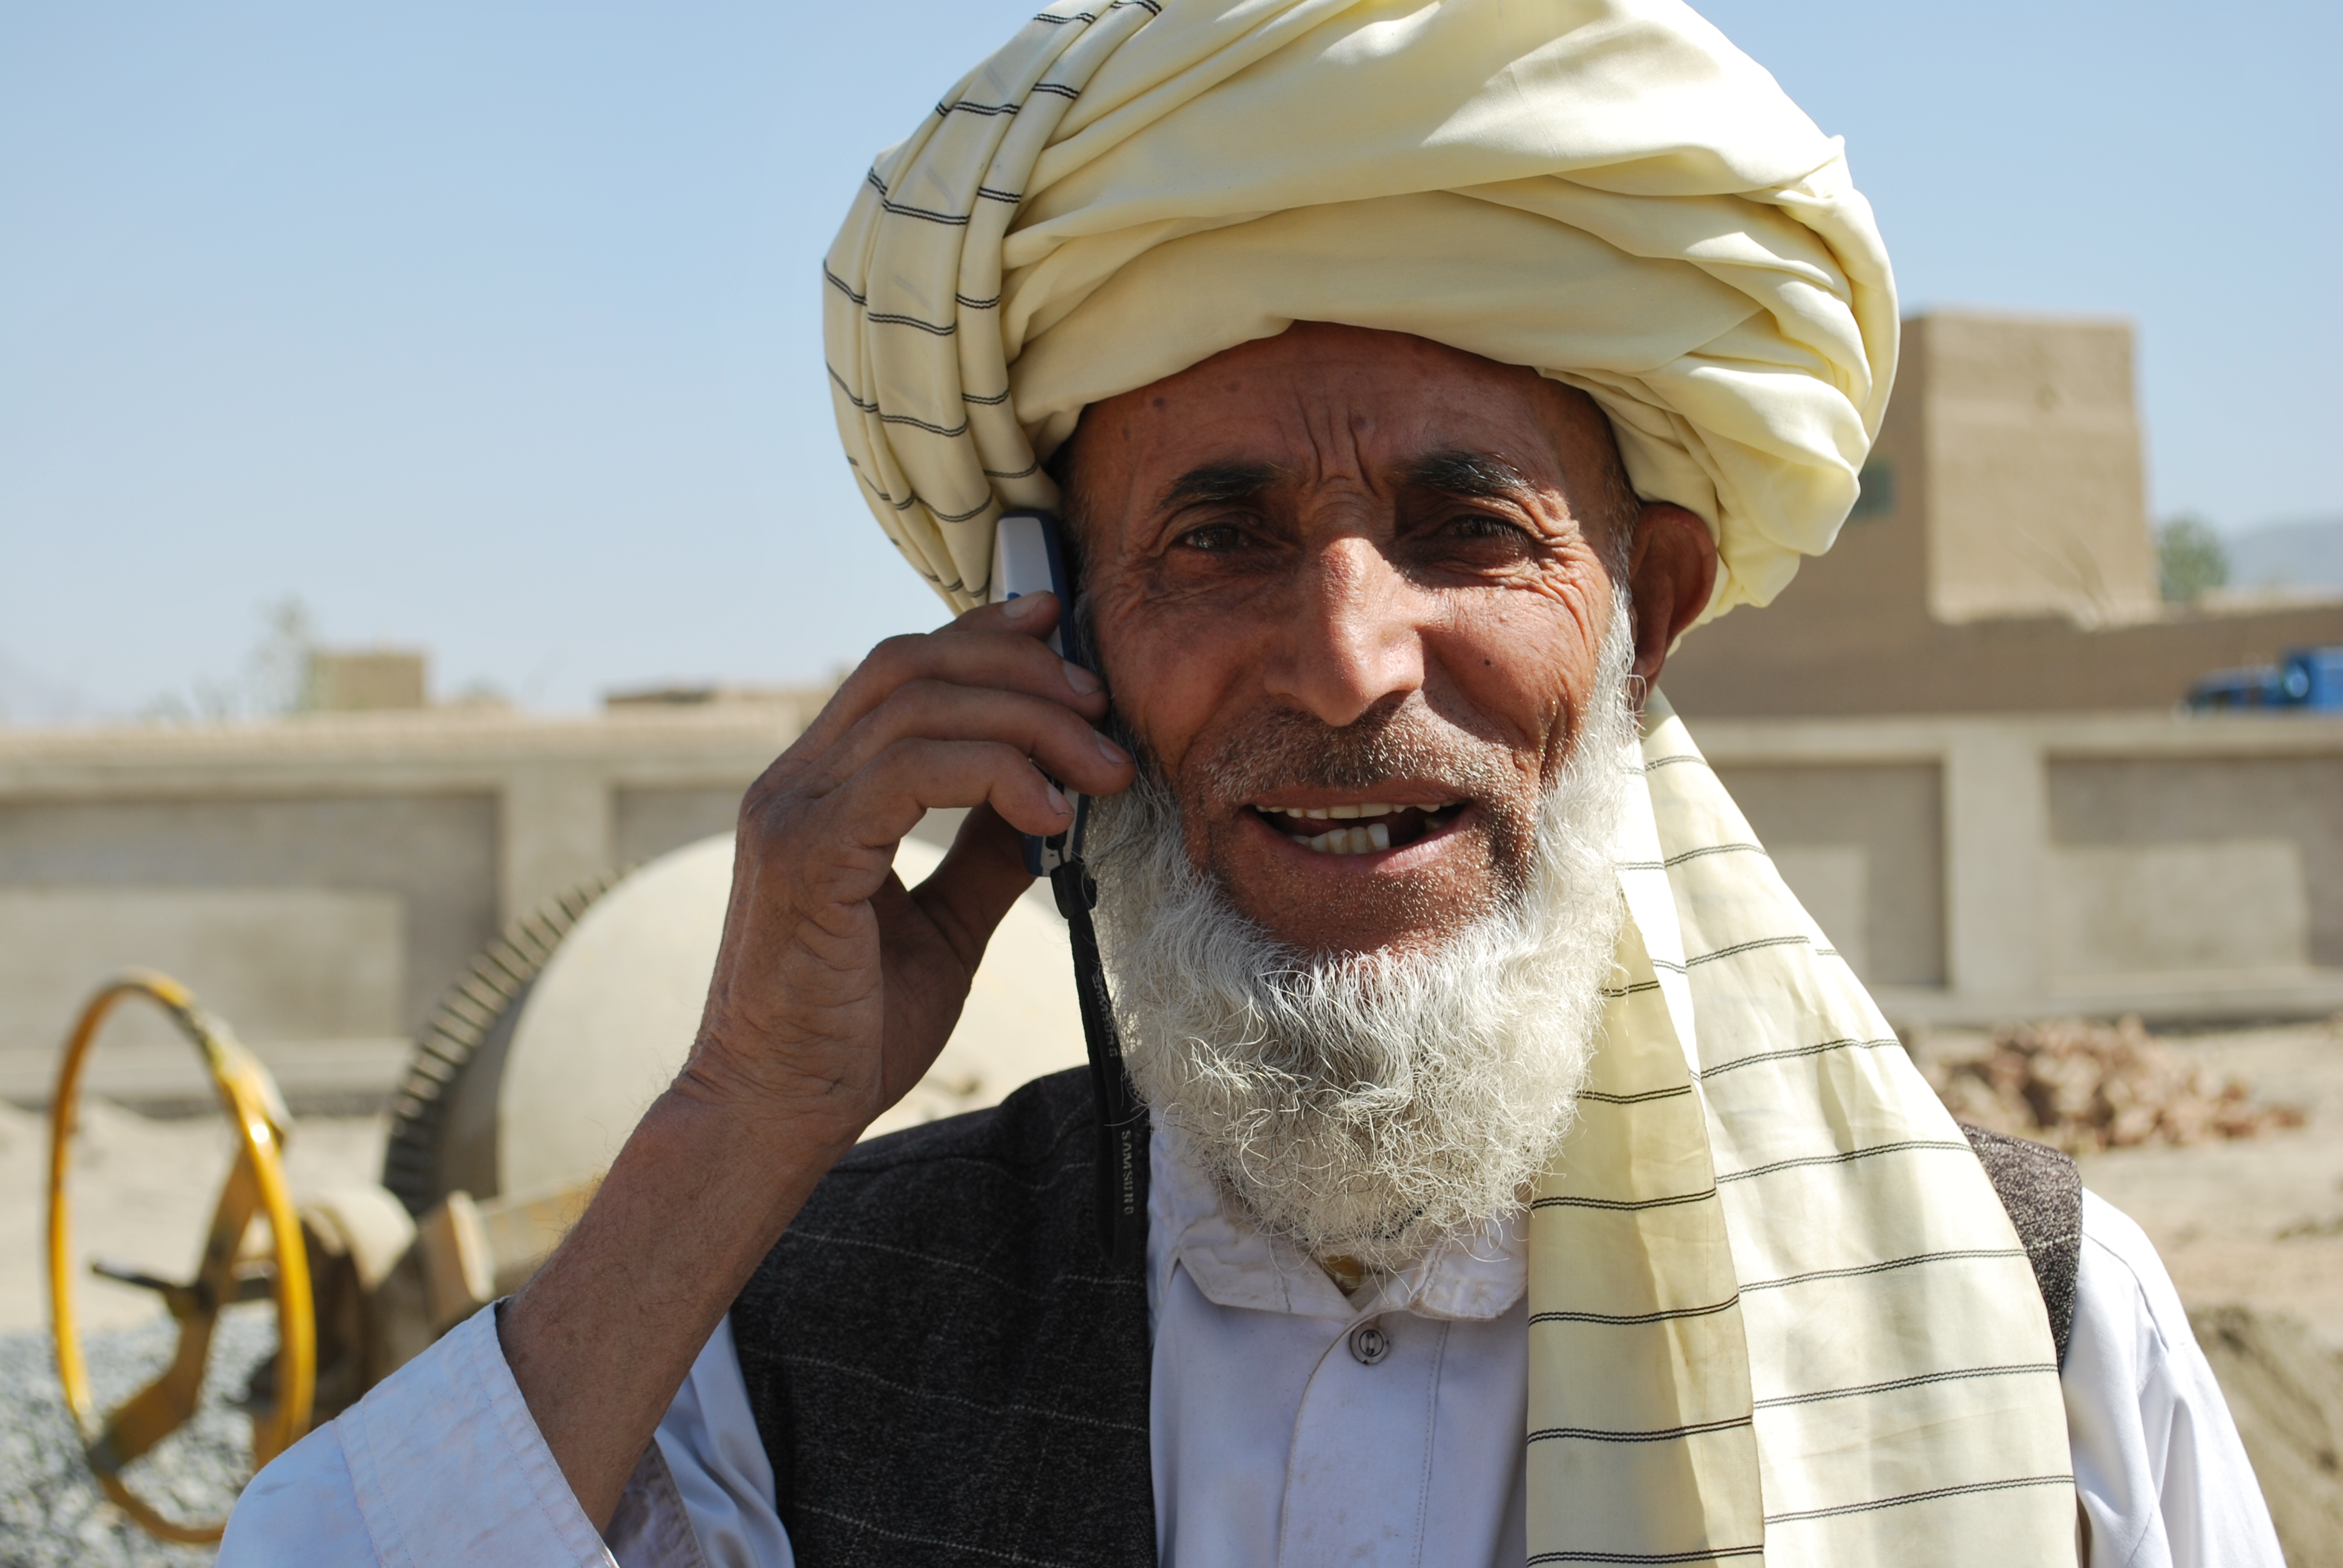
[382,833,1084,1213]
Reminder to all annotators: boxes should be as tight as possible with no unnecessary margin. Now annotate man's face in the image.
[1069,322,1656,957]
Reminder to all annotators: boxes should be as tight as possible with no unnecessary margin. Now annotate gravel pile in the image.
[0,1311,277,1567]
[1928,1014,2307,1154]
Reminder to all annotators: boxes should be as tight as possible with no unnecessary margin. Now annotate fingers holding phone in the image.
[690,533,1130,1143]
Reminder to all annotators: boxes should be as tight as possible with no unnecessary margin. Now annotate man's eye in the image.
[1444,512,1530,541]
[1178,523,1248,552]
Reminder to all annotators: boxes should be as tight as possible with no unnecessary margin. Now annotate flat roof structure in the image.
[1663,312,2343,717]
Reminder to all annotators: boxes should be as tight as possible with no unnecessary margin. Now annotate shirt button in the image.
[1348,1321,1392,1365]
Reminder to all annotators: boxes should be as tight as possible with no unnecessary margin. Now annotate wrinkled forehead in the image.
[1059,324,1633,538]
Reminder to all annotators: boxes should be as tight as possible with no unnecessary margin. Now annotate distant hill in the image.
[2227,516,2343,590]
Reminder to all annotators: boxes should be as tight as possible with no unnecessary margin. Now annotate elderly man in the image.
[225,1,2281,1564]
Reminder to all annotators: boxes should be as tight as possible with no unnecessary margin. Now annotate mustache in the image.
[1184,700,1529,805]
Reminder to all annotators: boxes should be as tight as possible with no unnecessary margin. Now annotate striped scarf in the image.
[1524,694,2073,1563]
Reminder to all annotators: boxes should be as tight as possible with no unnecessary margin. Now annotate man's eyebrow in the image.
[1396,449,1536,499]
[1156,459,1286,514]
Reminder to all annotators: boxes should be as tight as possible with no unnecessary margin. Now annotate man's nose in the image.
[1261,537,1426,727]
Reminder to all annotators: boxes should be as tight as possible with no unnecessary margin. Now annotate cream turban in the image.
[824,0,1896,623]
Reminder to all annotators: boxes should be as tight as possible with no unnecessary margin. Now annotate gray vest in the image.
[730,1068,2079,1567]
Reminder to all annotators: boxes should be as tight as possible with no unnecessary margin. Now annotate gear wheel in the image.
[380,872,625,1216]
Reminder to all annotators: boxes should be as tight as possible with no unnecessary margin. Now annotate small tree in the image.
[2158,514,2229,603]
[247,596,321,714]
[141,596,320,722]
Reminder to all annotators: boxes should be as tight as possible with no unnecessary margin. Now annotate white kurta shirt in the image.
[221,1131,2283,1567]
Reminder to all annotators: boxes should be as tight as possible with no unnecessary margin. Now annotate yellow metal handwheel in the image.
[47,972,316,1544]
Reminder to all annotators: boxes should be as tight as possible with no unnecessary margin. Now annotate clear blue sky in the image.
[4,1,2336,719]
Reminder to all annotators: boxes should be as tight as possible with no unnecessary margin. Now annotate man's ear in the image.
[1623,502,1717,694]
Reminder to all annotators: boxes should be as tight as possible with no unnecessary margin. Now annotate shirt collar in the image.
[1150,1122,1527,1324]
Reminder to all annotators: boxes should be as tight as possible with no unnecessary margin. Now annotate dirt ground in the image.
[1915,1017,2343,1564]
[1911,1019,2343,1350]
[2077,1024,2343,1349]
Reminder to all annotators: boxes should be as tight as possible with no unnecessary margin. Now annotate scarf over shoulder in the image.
[1530,696,2072,1560]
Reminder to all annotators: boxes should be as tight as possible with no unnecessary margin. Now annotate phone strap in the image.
[1050,863,1150,1269]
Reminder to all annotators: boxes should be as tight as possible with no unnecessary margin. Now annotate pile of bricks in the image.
[1927,1015,2304,1154]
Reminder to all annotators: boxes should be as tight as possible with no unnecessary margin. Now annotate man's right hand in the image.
[499,590,1131,1530]
[681,589,1133,1151]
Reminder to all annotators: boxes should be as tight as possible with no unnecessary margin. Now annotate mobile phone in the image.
[989,509,1145,1263]
[990,509,1075,656]
[990,510,1089,878]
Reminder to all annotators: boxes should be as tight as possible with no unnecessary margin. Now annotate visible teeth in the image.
[1260,801,1456,837]
[1300,825,1383,855]
[1269,801,1405,820]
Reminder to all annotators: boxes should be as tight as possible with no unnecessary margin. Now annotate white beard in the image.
[1085,612,1639,1272]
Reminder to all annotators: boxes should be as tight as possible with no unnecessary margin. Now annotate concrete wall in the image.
[0,792,498,1040]
[2046,755,2343,970]
[1694,709,2343,1026]
[614,786,747,869]
[3,698,2336,1105]
[0,887,404,1055]
[1708,762,1945,987]
[0,704,814,1106]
